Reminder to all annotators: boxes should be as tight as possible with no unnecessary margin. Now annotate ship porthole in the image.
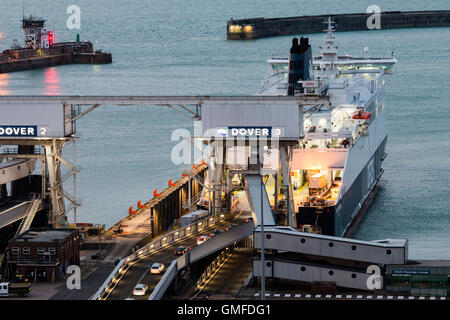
[301,266,306,272]
[266,234,271,240]
[351,245,357,251]
[266,262,272,267]
[328,242,334,248]
[300,238,306,244]
[328,270,334,276]
[351,273,357,279]
[386,249,392,255]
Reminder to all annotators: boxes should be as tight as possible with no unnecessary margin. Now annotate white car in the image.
[197,235,209,245]
[133,284,149,296]
[150,263,165,274]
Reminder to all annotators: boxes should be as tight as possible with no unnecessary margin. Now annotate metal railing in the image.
[148,260,178,300]
[92,210,232,300]
[195,246,235,290]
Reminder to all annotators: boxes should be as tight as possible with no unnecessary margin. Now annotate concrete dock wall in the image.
[227,10,450,40]
[150,165,207,237]
[108,164,207,240]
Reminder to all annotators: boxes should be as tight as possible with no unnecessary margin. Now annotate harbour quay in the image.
[227,10,450,40]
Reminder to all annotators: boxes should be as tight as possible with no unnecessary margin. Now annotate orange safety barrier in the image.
[153,189,162,197]
[129,206,137,215]
[137,200,148,209]
[168,179,176,187]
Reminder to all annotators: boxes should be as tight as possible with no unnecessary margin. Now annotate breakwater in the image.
[227,10,450,39]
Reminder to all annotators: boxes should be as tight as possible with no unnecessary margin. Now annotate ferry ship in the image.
[254,19,394,237]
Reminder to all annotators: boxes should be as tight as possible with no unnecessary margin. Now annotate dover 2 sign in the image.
[0,103,73,138]
[0,126,49,137]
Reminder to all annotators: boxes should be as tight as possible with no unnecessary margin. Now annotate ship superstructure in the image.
[256,18,396,96]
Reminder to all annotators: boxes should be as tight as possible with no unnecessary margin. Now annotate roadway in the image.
[105,213,251,300]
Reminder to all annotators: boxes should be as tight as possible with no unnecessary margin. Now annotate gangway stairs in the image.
[14,199,41,237]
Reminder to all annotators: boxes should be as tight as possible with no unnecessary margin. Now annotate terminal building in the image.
[6,229,79,282]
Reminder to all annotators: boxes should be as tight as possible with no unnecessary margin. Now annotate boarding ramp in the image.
[244,175,276,227]
[149,221,255,300]
[254,226,408,265]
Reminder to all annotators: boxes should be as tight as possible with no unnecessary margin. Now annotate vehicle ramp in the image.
[253,226,408,290]
[254,226,407,265]
[149,221,255,300]
[0,201,31,229]
[244,175,276,226]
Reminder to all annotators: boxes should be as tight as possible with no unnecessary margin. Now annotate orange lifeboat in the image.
[352,110,371,120]
[168,179,176,187]
[129,206,137,215]
[153,189,162,197]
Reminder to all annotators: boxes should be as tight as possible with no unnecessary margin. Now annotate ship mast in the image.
[318,17,339,70]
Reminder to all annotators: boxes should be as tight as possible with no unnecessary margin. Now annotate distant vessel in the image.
[255,18,394,237]
[0,14,112,73]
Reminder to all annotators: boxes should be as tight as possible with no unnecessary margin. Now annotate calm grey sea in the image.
[1,1,449,258]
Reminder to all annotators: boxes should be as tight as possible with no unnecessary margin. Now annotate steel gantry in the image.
[0,95,329,228]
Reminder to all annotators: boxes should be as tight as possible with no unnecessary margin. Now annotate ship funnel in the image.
[287,36,312,95]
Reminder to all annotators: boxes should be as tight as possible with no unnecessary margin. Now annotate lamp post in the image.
[260,165,269,300]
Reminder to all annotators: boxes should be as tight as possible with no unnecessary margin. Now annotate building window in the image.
[11,247,19,255]
[48,248,56,255]
[23,247,30,255]
[37,247,45,255]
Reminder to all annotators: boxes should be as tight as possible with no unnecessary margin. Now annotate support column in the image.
[45,144,60,227]
[280,145,296,228]
[213,145,225,215]
[44,142,66,228]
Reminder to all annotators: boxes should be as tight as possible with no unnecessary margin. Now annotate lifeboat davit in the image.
[352,111,371,120]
